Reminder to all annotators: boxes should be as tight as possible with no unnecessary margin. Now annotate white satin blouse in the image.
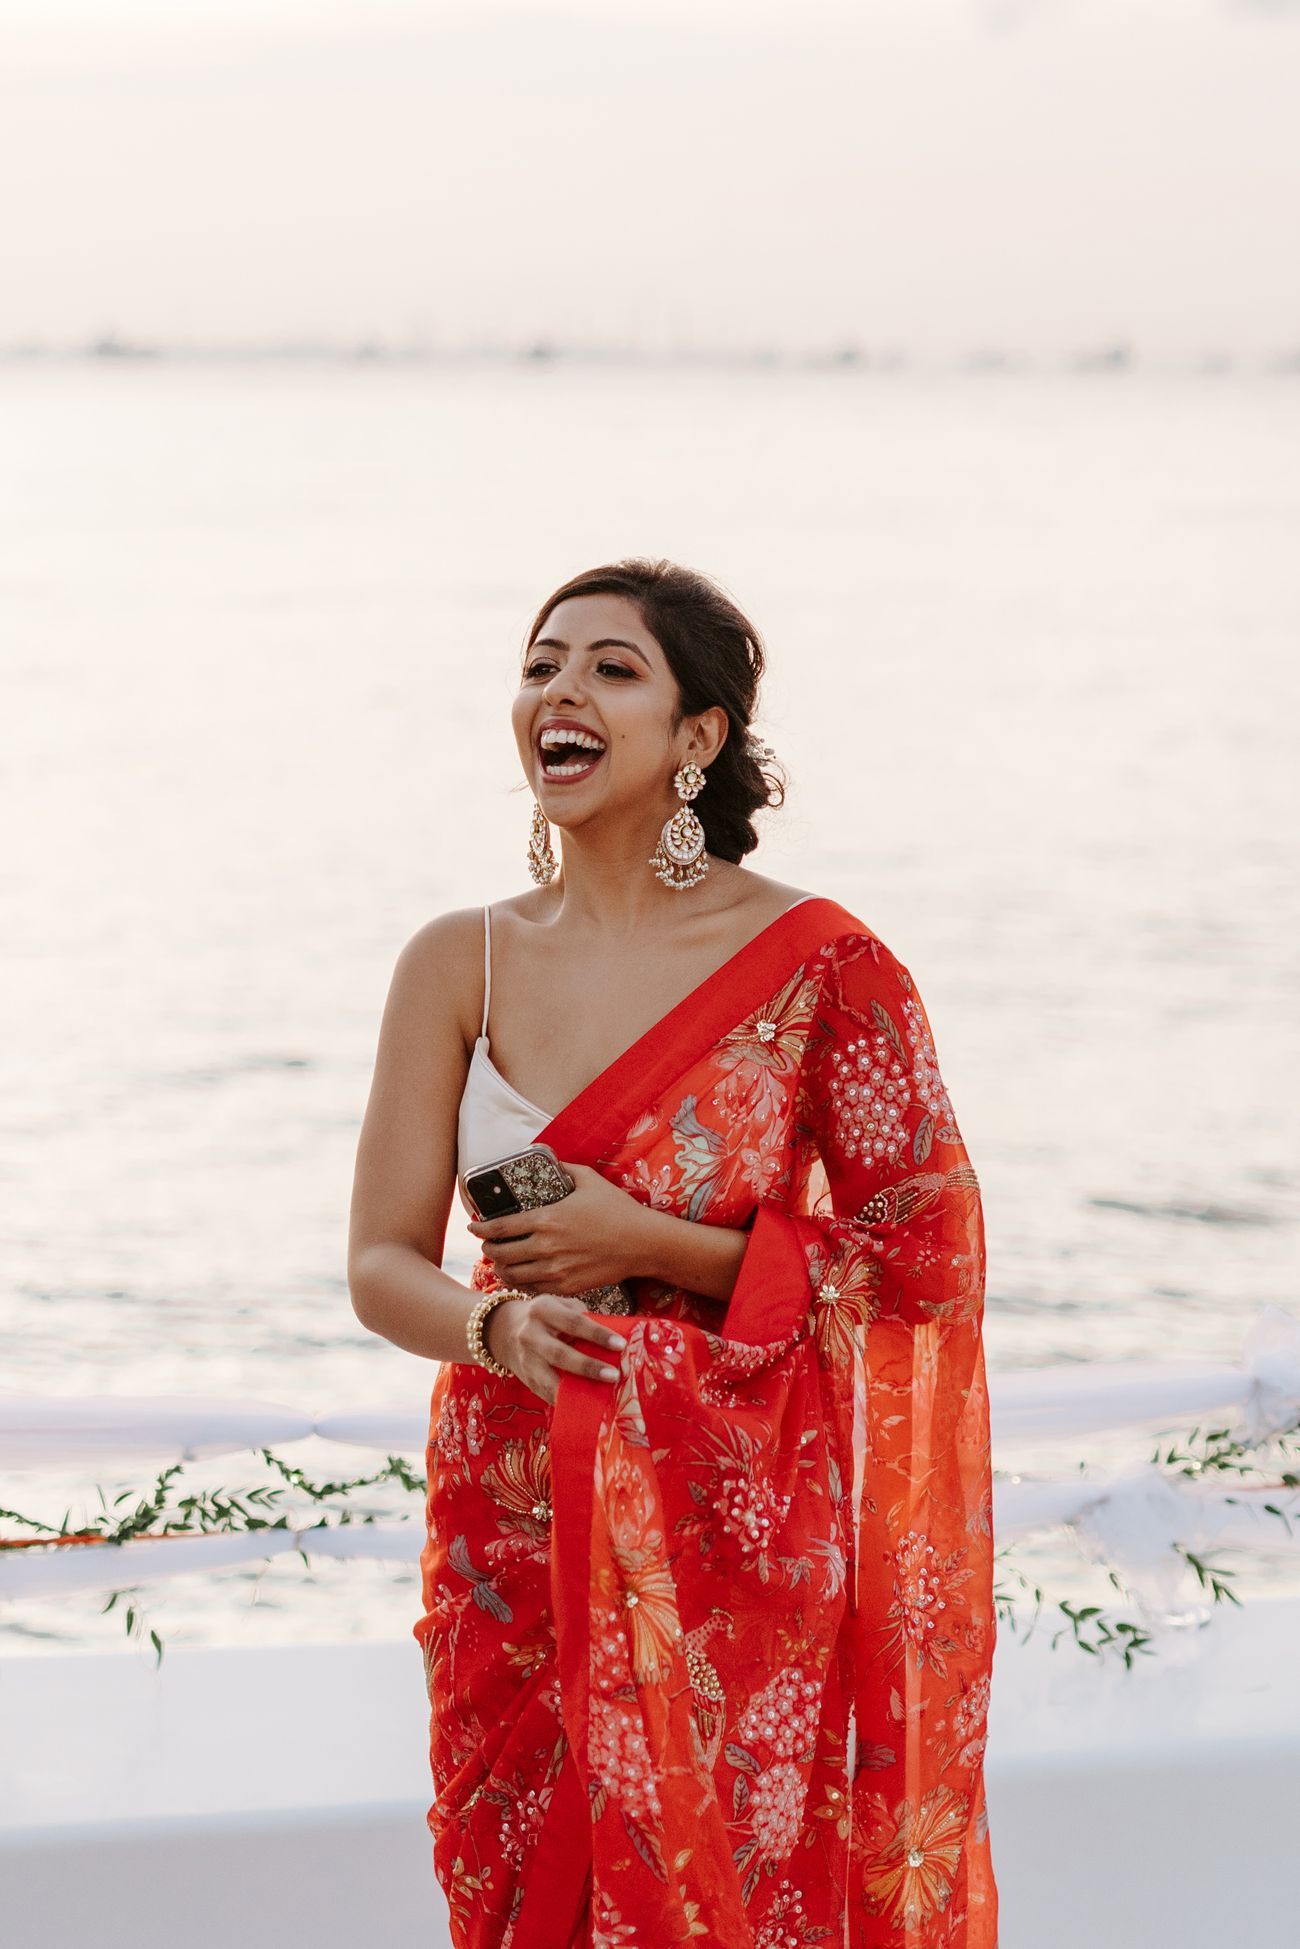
[456,905,551,1212]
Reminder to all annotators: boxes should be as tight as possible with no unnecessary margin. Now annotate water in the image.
[2,359,1298,1653]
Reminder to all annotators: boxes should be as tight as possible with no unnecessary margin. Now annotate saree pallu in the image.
[415,897,998,1948]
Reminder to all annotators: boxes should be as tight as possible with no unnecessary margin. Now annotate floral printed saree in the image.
[414,895,998,1948]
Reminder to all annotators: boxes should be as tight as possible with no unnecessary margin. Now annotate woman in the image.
[348,559,998,1948]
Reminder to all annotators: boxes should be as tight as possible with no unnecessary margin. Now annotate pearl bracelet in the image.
[465,1288,532,1378]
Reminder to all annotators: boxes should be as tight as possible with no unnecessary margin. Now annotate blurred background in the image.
[1,0,1297,1651]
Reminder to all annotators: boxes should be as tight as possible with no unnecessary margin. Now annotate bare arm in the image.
[628,1206,750,1303]
[347,912,485,1361]
[347,912,624,1394]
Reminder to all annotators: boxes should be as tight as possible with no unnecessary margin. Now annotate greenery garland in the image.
[0,1450,422,1664]
[1,1418,1297,1669]
[992,1418,1300,1668]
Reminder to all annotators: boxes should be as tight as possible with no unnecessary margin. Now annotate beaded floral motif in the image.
[715,966,821,1134]
[754,1878,811,1949]
[886,1528,976,1678]
[588,1442,674,1851]
[825,1028,910,1167]
[736,1666,823,1761]
[696,1325,806,1406]
[618,1316,684,1398]
[819,962,961,1172]
[433,1388,487,1480]
[712,1467,793,1560]
[599,1446,684,1686]
[748,1760,808,1861]
[480,1429,553,1540]
[859,1784,975,1930]
[801,1233,881,1356]
[496,1777,552,1867]
[900,996,961,1141]
[590,1684,663,1826]
[727,1666,826,1891]
[953,1672,993,1768]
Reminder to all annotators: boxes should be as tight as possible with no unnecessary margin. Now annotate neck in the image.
[541,826,745,931]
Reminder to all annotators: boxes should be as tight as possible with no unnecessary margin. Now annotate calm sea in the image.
[2,359,1297,1652]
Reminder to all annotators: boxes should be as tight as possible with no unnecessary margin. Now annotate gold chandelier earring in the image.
[527,799,557,884]
[649,761,709,891]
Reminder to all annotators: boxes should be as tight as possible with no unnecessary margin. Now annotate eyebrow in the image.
[530,635,652,670]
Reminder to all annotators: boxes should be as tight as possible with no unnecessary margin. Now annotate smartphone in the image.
[460,1144,633,1315]
[460,1142,575,1220]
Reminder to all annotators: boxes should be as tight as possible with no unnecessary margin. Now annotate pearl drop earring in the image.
[648,762,708,891]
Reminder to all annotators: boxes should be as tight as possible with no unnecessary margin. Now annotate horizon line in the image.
[3,335,1299,376]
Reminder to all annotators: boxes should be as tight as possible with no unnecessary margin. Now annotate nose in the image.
[542,664,587,709]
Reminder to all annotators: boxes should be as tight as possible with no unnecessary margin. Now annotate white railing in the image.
[2,1304,1298,1607]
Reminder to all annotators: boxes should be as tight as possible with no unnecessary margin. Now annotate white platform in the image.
[2,1596,1296,1948]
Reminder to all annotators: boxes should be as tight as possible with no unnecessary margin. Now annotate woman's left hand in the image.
[466,1161,651,1295]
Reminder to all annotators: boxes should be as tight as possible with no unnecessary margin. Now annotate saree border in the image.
[537,894,861,1170]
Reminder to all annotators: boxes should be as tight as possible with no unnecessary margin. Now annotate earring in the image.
[527,799,557,884]
[649,761,709,891]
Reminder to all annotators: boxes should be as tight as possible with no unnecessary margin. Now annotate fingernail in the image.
[600,1365,620,1382]
[606,1336,622,1350]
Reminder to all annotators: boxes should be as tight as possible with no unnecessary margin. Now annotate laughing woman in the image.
[348,559,999,1949]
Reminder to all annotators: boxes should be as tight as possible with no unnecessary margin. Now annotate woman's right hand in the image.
[484,1293,625,1406]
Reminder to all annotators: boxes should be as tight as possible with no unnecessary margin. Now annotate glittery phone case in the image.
[464,1143,573,1214]
[462,1145,633,1315]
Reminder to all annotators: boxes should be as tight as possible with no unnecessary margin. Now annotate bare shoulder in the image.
[400,903,485,962]
[468,877,819,932]
[724,869,819,919]
[482,887,559,929]
[390,905,487,1049]
[397,904,484,980]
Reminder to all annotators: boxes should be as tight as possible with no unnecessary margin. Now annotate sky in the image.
[1,0,1298,359]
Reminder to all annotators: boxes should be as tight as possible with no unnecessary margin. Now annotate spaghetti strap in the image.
[480,904,492,1038]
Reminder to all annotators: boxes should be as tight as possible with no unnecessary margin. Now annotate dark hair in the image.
[522,557,787,863]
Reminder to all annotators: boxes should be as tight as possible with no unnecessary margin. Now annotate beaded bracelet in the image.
[465,1288,532,1379]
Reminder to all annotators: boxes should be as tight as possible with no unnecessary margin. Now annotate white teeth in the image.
[539,726,606,753]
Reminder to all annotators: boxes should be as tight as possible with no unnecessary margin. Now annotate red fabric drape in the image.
[415,898,998,1947]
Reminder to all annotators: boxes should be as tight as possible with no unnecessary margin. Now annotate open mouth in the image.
[537,728,607,781]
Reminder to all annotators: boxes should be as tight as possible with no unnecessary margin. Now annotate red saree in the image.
[415,896,998,1948]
